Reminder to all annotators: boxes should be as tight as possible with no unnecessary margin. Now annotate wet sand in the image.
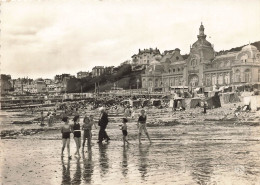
[1,122,260,185]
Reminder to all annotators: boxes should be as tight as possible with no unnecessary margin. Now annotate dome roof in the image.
[192,39,212,48]
[242,44,257,51]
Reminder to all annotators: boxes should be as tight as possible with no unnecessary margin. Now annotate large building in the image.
[141,23,260,92]
[77,71,90,79]
[131,48,161,67]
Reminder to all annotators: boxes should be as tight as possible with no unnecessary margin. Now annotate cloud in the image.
[1,0,260,79]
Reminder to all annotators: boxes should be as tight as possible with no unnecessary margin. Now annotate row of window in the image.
[167,67,184,73]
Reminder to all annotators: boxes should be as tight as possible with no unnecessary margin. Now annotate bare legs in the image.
[61,138,71,159]
[123,135,129,146]
[74,137,81,157]
[138,125,151,144]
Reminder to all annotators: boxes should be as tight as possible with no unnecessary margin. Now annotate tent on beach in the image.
[222,92,240,104]
[190,98,202,108]
[243,95,260,111]
[205,95,221,109]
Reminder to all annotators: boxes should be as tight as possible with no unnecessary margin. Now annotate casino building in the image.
[141,23,260,92]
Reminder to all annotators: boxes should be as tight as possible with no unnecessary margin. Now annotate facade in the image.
[0,74,12,95]
[131,48,161,67]
[77,71,90,79]
[142,23,260,92]
[92,66,105,77]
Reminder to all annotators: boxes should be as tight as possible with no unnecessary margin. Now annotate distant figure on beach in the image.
[72,115,81,157]
[121,118,130,146]
[97,107,110,143]
[82,115,97,150]
[137,109,151,144]
[40,111,44,126]
[61,117,72,159]
[203,101,208,114]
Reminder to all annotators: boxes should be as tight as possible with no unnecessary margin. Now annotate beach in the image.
[1,104,260,185]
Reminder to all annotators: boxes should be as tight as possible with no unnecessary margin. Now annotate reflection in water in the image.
[121,145,129,177]
[99,143,109,177]
[138,144,151,180]
[189,143,213,185]
[82,146,94,184]
[71,157,82,185]
[61,158,71,184]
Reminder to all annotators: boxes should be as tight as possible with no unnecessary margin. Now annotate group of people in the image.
[61,107,152,159]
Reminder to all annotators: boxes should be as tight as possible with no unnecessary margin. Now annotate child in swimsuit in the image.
[72,115,81,157]
[121,118,129,146]
[137,109,151,144]
[82,115,97,150]
[61,117,72,159]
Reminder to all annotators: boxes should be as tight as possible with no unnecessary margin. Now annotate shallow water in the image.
[1,123,260,185]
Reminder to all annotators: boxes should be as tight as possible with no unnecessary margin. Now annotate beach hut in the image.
[243,95,260,111]
[132,100,142,107]
[190,98,202,108]
[205,95,221,109]
[142,99,150,107]
[172,98,185,109]
[151,99,161,107]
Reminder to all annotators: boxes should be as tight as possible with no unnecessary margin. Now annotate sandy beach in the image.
[1,104,260,185]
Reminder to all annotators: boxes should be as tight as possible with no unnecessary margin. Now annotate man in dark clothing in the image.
[97,107,110,143]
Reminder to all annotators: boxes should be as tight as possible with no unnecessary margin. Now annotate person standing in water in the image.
[137,109,151,144]
[121,118,130,146]
[72,115,81,157]
[97,107,110,143]
[61,117,72,159]
[82,115,97,150]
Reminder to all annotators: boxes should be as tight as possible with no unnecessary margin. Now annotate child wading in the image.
[72,115,81,157]
[137,109,152,144]
[82,115,97,150]
[121,118,130,146]
[61,117,72,159]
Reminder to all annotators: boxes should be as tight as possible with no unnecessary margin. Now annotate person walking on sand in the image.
[72,115,81,157]
[82,115,97,150]
[97,107,110,143]
[137,109,151,144]
[121,118,130,146]
[61,117,72,159]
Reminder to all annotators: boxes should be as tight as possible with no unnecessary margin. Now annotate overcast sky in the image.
[1,0,260,79]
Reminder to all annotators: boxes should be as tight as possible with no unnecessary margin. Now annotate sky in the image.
[1,0,260,79]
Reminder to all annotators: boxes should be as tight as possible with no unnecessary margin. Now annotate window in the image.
[212,75,217,85]
[173,69,176,72]
[224,73,230,84]
[235,69,240,82]
[176,56,179,60]
[218,74,223,85]
[244,69,251,82]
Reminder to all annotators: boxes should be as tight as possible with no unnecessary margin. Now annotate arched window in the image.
[218,74,223,85]
[173,69,176,73]
[169,69,171,73]
[178,68,180,72]
[235,69,240,82]
[244,69,251,82]
[212,75,217,85]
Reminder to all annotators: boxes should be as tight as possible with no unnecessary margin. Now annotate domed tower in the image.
[186,23,215,87]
